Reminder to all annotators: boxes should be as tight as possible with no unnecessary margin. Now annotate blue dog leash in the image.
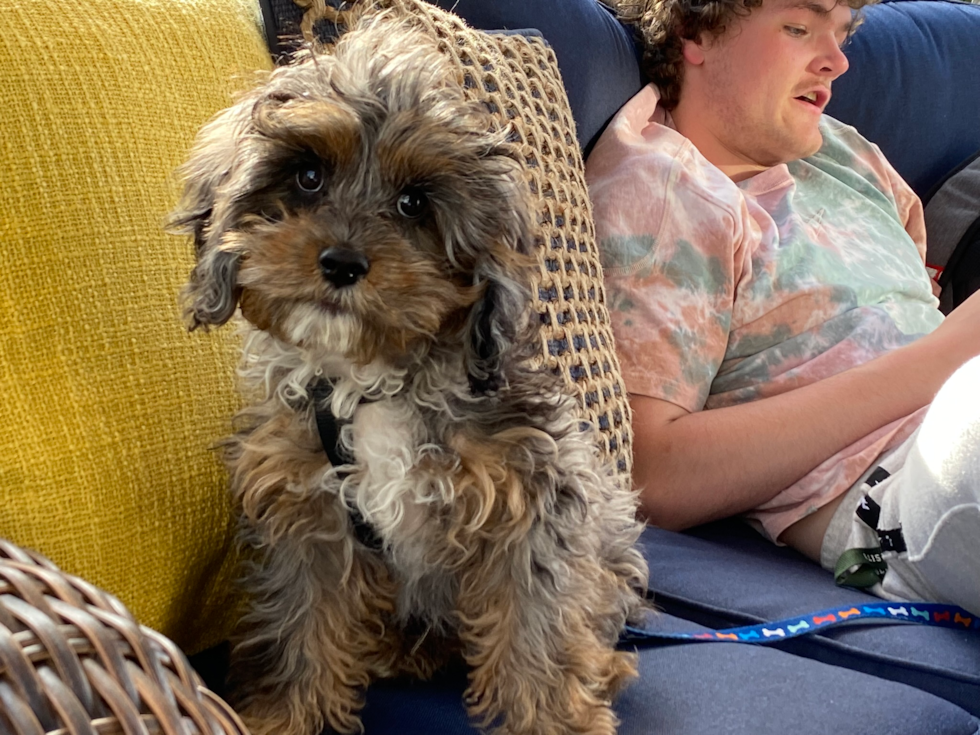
[621,601,980,645]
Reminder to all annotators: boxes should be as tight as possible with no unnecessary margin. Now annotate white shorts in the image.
[820,356,980,617]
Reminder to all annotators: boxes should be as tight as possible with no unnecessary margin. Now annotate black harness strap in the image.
[858,469,908,555]
[310,379,383,551]
[310,379,353,467]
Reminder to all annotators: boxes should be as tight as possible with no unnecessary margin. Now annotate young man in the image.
[586,0,980,614]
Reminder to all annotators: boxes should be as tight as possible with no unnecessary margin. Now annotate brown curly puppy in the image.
[169,13,648,735]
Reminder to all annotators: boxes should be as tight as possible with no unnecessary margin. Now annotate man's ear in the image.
[681,37,707,65]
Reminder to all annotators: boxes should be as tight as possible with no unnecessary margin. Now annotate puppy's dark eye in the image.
[295,164,325,193]
[396,187,428,219]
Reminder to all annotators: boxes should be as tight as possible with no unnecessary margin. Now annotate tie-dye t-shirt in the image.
[586,85,943,542]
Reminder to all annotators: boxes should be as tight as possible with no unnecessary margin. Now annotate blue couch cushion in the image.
[825,0,980,197]
[359,610,980,734]
[638,521,980,717]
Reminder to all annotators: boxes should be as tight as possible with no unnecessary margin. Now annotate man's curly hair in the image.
[611,0,878,110]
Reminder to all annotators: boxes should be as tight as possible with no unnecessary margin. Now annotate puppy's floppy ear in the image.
[465,275,513,395]
[167,99,255,331]
[464,246,536,396]
[455,134,537,394]
[181,246,243,331]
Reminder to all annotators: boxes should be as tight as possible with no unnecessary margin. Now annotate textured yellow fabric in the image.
[0,0,272,653]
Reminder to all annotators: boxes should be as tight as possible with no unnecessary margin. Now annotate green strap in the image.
[834,547,888,589]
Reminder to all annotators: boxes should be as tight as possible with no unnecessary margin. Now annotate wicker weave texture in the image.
[0,539,249,735]
[298,0,634,480]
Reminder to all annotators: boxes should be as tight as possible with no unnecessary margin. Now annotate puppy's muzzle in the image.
[319,247,370,288]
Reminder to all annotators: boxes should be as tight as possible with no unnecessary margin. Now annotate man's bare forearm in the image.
[632,297,980,531]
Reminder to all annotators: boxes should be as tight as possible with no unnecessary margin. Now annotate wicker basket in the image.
[0,539,249,735]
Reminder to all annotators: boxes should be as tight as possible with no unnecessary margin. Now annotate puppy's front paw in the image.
[465,651,633,735]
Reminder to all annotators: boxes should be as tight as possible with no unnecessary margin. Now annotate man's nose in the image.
[817,39,850,79]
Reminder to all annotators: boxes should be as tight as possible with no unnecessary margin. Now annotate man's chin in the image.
[760,131,824,166]
[799,130,824,160]
[790,120,825,159]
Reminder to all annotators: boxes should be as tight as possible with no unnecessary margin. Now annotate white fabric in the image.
[821,355,980,616]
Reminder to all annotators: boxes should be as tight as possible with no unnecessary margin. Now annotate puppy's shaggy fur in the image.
[170,14,648,735]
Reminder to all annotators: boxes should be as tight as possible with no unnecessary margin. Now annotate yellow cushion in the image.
[0,0,272,653]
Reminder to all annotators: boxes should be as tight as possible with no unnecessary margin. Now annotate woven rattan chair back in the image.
[0,539,249,735]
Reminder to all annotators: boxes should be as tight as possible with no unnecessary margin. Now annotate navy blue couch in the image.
[239,1,980,732]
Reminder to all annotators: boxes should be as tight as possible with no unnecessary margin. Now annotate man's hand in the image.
[631,292,980,532]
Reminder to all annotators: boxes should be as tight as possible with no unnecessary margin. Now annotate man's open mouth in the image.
[795,89,829,109]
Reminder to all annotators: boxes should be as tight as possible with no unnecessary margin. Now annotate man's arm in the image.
[632,289,980,531]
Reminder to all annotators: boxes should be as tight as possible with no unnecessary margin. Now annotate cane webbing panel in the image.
[0,0,271,654]
[295,0,634,480]
[0,538,249,735]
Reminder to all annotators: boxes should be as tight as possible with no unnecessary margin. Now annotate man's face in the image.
[685,0,855,167]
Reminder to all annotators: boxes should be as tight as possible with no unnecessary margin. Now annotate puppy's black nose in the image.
[318,247,370,287]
